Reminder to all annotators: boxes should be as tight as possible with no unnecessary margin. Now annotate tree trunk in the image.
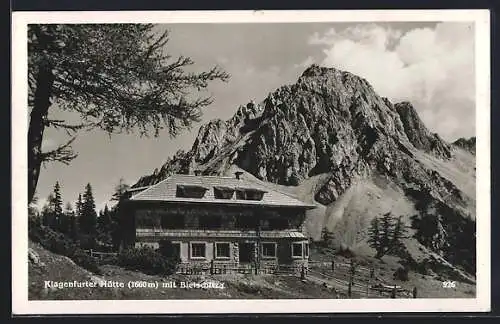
[28,63,54,203]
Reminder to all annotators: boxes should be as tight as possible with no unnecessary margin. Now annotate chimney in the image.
[194,169,202,176]
[235,171,244,180]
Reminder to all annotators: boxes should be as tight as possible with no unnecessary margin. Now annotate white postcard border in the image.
[11,9,491,314]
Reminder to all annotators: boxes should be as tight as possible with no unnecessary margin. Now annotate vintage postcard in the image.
[12,10,491,314]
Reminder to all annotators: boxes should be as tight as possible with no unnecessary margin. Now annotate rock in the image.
[394,101,451,159]
[453,137,476,155]
[28,248,40,264]
[90,275,106,286]
[28,248,46,267]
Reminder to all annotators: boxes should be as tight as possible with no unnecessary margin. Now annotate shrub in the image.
[393,267,409,281]
[78,234,97,250]
[71,249,102,274]
[28,216,101,274]
[335,244,355,258]
[117,247,178,276]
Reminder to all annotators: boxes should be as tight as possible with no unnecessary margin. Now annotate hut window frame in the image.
[190,242,207,259]
[291,242,303,258]
[261,242,277,259]
[215,242,231,259]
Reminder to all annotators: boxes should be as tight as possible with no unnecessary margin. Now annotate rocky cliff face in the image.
[133,64,476,277]
[453,137,476,155]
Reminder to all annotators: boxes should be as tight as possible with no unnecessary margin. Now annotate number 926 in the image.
[442,280,456,288]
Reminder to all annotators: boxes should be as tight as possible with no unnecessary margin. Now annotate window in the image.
[214,186,234,199]
[190,242,206,259]
[235,188,266,201]
[261,243,277,258]
[215,242,231,259]
[292,242,303,258]
[304,243,309,258]
[176,185,208,198]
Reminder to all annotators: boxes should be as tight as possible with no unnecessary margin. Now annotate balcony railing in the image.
[135,228,306,239]
[137,223,299,231]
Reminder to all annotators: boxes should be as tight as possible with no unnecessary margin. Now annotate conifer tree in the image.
[380,212,394,253]
[50,181,63,216]
[367,217,381,257]
[390,215,409,255]
[79,183,97,236]
[60,201,74,236]
[48,181,63,231]
[97,204,113,245]
[112,178,130,202]
[41,195,53,227]
[75,193,83,218]
[368,213,408,259]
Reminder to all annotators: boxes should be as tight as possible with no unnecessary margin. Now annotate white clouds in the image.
[309,22,475,141]
[294,56,315,69]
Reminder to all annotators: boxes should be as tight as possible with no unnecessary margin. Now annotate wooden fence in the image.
[83,249,118,261]
[175,261,297,275]
[308,259,416,298]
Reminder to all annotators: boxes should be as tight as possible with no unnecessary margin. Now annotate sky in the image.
[34,21,476,212]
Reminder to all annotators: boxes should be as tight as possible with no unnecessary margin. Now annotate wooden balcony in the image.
[135,228,306,239]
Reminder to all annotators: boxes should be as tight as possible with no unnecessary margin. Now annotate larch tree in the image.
[28,24,229,203]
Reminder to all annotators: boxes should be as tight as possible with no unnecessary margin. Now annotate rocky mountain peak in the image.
[394,102,452,158]
[453,137,476,155]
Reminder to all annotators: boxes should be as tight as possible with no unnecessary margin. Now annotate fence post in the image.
[90,249,93,258]
[391,285,397,299]
[370,267,375,279]
[348,280,352,298]
[300,264,306,280]
[412,287,418,298]
[331,260,335,273]
[210,260,214,275]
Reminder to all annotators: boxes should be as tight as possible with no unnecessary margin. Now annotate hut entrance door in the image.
[239,242,255,264]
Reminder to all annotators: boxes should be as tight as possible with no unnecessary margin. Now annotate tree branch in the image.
[44,118,90,135]
[40,136,78,165]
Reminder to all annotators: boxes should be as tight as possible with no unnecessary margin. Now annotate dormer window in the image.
[235,187,267,201]
[213,186,235,199]
[176,184,208,198]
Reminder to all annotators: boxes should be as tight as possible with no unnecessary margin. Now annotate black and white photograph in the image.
[12,10,490,314]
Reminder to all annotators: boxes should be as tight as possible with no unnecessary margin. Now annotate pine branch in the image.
[40,136,78,165]
[44,118,90,135]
